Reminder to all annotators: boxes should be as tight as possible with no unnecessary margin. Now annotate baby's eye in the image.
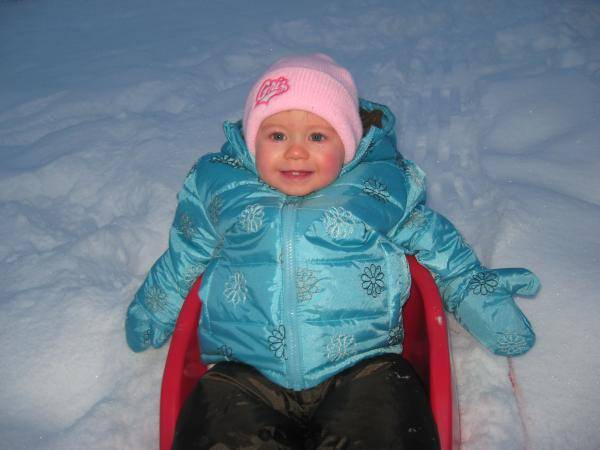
[270,132,286,141]
[310,133,326,142]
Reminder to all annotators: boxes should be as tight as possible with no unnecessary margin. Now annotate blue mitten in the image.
[453,268,540,356]
[125,302,172,352]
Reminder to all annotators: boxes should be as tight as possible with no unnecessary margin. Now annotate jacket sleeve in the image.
[389,203,481,309]
[125,163,220,352]
[389,201,540,356]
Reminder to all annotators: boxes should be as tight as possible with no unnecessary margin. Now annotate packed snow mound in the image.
[480,72,600,206]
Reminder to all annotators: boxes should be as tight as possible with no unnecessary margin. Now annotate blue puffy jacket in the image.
[126,99,539,390]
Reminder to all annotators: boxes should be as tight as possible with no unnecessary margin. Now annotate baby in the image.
[126,54,539,449]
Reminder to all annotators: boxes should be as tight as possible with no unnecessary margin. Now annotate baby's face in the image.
[255,110,345,196]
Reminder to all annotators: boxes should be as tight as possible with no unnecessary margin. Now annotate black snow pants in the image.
[172,354,440,450]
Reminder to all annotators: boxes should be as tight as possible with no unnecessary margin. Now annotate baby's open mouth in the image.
[280,170,313,179]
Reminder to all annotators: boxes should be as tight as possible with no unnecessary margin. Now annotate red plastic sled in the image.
[159,255,458,450]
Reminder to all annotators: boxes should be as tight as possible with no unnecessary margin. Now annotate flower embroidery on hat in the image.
[255,76,290,106]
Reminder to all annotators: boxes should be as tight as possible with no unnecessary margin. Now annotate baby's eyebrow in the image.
[259,124,286,133]
[308,125,335,132]
[260,122,286,128]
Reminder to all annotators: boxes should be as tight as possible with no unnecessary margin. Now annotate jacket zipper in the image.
[281,198,302,390]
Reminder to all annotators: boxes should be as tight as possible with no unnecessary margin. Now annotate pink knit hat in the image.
[243,54,363,164]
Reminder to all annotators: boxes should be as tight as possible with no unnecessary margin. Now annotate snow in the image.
[1,0,599,448]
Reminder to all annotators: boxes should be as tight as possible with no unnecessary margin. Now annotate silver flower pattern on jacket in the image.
[404,209,427,230]
[178,263,205,296]
[239,204,265,232]
[363,177,390,202]
[388,325,404,346]
[224,272,248,305]
[210,154,245,169]
[326,334,357,362]
[176,212,195,240]
[296,268,323,302]
[397,157,424,190]
[322,207,356,239]
[144,285,168,313]
[208,195,222,227]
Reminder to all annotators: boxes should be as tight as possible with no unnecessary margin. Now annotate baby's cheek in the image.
[320,154,344,179]
[255,154,274,181]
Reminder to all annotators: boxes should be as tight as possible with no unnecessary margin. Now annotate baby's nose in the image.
[285,143,309,159]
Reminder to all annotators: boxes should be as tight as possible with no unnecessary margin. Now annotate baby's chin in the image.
[260,179,319,197]
[274,184,318,197]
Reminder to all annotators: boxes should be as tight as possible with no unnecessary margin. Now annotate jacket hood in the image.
[220,98,399,176]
